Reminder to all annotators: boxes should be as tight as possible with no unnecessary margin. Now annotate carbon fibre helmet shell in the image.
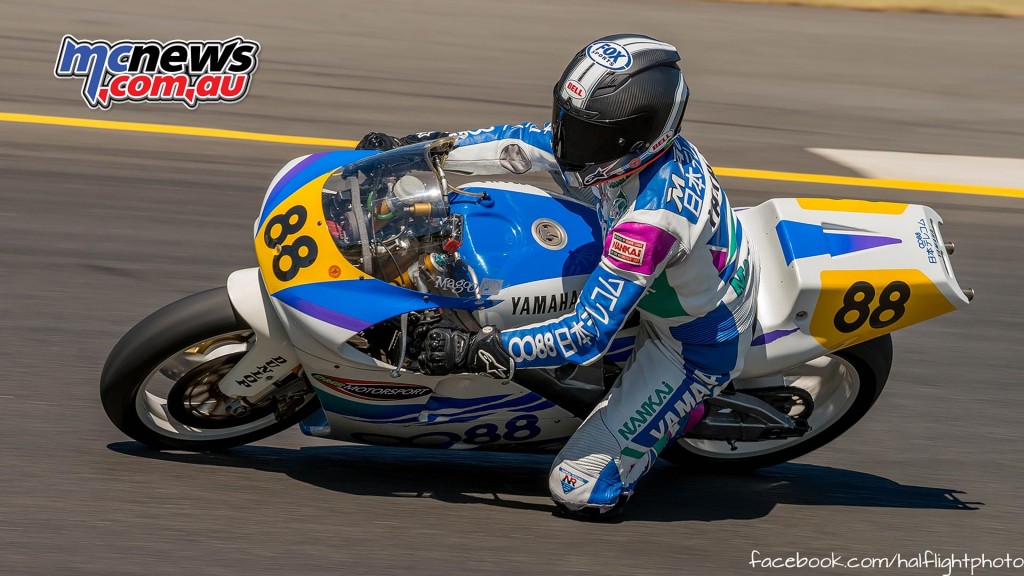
[552,34,689,187]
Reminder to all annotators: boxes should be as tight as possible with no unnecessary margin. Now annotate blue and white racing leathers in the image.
[446,122,759,512]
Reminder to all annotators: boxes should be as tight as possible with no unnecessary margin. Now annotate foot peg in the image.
[686,390,810,442]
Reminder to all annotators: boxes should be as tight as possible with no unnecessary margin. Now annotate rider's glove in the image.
[355,132,403,151]
[418,324,470,375]
[418,325,514,380]
[355,131,452,151]
[467,326,516,379]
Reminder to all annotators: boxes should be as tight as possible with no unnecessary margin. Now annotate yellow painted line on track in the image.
[0,112,360,148]
[3,111,1023,200]
[715,167,1024,200]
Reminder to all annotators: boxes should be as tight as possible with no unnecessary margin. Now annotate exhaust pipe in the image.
[944,242,955,255]
[962,287,975,302]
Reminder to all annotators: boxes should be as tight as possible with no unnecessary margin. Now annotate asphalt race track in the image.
[1,1,1022,574]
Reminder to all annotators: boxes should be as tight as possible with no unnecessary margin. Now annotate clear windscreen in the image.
[321,143,449,282]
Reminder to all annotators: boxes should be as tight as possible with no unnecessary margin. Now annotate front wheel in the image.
[100,287,320,451]
[660,335,893,472]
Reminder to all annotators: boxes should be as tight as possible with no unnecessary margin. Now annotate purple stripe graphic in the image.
[825,232,901,257]
[603,221,677,276]
[283,294,370,332]
[270,152,327,200]
[752,327,799,347]
[257,152,330,227]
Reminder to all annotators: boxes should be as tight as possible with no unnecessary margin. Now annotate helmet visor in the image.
[551,102,655,171]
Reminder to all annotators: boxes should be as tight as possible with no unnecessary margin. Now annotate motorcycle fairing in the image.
[294,347,580,450]
[255,150,375,234]
[738,198,969,379]
[254,151,370,293]
[273,280,497,334]
[252,151,499,352]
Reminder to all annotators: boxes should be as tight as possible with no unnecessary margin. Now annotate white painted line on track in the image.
[809,148,1024,190]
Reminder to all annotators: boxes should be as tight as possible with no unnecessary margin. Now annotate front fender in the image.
[218,268,302,399]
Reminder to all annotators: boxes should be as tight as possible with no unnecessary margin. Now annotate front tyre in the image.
[660,335,893,472]
[100,287,320,451]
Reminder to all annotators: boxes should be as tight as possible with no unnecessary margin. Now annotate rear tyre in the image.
[660,335,893,473]
[100,287,320,451]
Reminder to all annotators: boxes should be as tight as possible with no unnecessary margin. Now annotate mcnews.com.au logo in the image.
[54,35,260,110]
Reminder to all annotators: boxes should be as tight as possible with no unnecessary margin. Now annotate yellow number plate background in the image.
[254,173,362,295]
[810,269,955,350]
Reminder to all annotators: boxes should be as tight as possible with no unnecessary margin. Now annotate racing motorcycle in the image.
[101,138,973,471]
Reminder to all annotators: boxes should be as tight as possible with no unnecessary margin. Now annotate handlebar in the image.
[426,136,488,201]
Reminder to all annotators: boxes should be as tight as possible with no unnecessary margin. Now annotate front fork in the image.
[217,268,304,404]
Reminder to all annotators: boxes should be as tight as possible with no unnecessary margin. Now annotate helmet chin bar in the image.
[567,142,675,188]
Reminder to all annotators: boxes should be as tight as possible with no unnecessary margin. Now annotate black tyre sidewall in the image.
[100,287,319,451]
[660,334,893,473]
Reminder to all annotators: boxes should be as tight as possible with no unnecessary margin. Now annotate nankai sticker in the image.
[608,232,646,266]
[311,374,433,401]
[54,35,260,109]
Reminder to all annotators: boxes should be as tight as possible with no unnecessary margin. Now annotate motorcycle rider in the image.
[357,34,758,519]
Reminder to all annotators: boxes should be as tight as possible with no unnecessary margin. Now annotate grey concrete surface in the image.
[0,1,1021,574]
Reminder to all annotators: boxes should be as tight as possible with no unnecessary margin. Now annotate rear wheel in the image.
[660,335,892,472]
[100,287,320,451]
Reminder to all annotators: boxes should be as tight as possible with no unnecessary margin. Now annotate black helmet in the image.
[552,34,689,187]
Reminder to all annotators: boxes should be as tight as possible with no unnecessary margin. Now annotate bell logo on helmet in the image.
[565,80,586,99]
[649,131,674,153]
[586,41,632,71]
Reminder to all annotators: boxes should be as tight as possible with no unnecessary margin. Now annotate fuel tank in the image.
[449,182,603,330]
